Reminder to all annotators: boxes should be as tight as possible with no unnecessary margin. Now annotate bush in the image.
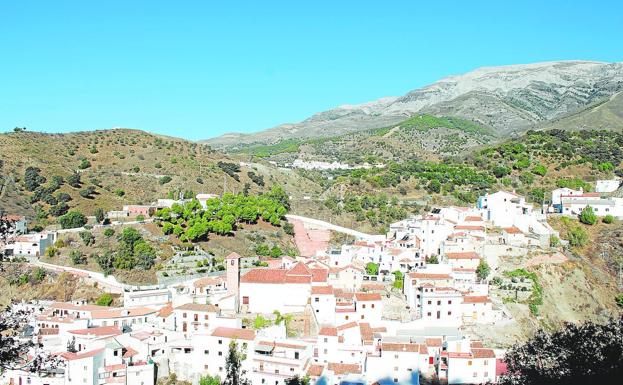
[59,210,87,229]
[579,206,597,225]
[567,225,589,247]
[70,250,87,265]
[103,228,115,237]
[79,231,95,246]
[283,222,295,236]
[159,176,172,185]
[78,159,91,169]
[95,293,113,306]
[476,259,490,280]
[365,262,379,275]
[603,214,615,224]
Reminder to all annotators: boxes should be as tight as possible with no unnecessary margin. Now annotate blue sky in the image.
[1,0,622,140]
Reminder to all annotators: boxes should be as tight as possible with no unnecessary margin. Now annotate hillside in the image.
[0,129,322,226]
[205,61,623,149]
[539,91,623,132]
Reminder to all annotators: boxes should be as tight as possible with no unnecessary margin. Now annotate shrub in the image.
[365,262,379,275]
[79,231,95,246]
[579,206,597,225]
[59,210,87,229]
[159,176,172,185]
[103,228,115,237]
[283,222,295,236]
[567,226,589,247]
[603,214,615,224]
[70,250,87,265]
[95,293,113,306]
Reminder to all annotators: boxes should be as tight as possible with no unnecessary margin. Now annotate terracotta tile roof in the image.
[193,276,224,288]
[311,268,328,282]
[425,338,442,347]
[307,364,325,377]
[241,263,320,284]
[241,269,288,284]
[68,326,121,337]
[90,306,156,320]
[175,303,220,313]
[311,285,334,295]
[463,296,491,304]
[361,283,385,291]
[123,347,138,358]
[359,323,373,343]
[319,327,337,336]
[381,342,422,352]
[470,341,484,349]
[465,216,483,222]
[156,303,174,318]
[354,292,381,301]
[335,308,355,313]
[225,252,241,260]
[258,340,306,350]
[59,348,104,361]
[328,362,361,375]
[446,251,480,259]
[503,226,523,234]
[472,348,496,358]
[408,272,452,280]
[211,327,255,341]
[445,352,472,359]
[50,302,104,311]
[287,262,311,276]
[454,225,485,231]
[336,321,358,331]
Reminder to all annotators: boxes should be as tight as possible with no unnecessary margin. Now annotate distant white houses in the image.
[595,178,621,193]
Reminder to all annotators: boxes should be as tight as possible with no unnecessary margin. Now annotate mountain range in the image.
[204,60,623,150]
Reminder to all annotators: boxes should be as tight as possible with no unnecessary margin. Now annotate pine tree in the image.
[223,340,251,385]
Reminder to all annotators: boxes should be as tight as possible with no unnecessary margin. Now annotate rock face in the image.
[204,61,623,148]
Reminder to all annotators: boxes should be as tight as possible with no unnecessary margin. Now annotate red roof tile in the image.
[354,292,381,301]
[319,327,337,336]
[311,285,334,295]
[211,327,255,341]
[328,362,361,375]
[446,252,480,259]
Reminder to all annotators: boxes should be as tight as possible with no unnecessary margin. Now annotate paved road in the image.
[28,258,127,294]
[285,214,380,240]
[55,219,154,234]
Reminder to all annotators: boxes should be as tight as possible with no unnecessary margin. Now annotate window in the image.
[218,339,223,345]
[295,352,299,359]
[427,312,431,316]
[427,301,432,305]
[394,367,398,371]
[205,315,208,320]
[314,297,319,302]
[448,300,452,305]
[371,304,375,308]
[362,304,366,309]
[437,300,441,305]
[394,354,399,359]
[324,338,328,343]
[218,351,223,356]
[183,313,187,318]
[468,360,472,366]
[204,350,209,355]
[484,360,488,365]
[473,372,477,378]
[345,316,349,320]
[361,315,365,320]
[242,296,249,305]
[484,372,489,377]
